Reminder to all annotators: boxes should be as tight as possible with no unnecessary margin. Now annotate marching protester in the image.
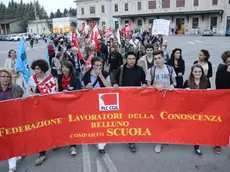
[108,45,123,83]
[215,50,230,89]
[57,60,81,155]
[161,42,169,62]
[183,64,210,157]
[27,59,59,166]
[194,49,212,88]
[48,40,56,66]
[146,50,176,153]
[129,35,139,51]
[0,69,24,172]
[4,49,23,88]
[214,50,230,155]
[167,48,185,88]
[113,51,147,153]
[98,39,109,62]
[137,44,155,75]
[51,52,62,79]
[58,60,81,92]
[82,57,111,154]
[70,47,85,80]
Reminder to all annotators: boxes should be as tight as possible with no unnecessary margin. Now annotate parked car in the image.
[4,35,10,41]
[202,29,214,36]
[225,29,230,36]
[11,34,21,41]
[0,35,4,41]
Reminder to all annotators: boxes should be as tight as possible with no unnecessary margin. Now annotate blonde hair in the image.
[0,68,12,78]
[71,47,78,52]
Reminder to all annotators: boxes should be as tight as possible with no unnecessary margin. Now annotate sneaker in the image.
[98,149,106,154]
[194,148,203,157]
[35,156,46,166]
[128,143,136,153]
[155,144,162,153]
[214,146,221,155]
[17,156,25,164]
[70,147,78,156]
[9,168,16,172]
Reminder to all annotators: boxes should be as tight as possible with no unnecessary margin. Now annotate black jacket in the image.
[109,52,123,71]
[194,61,213,78]
[167,59,185,76]
[58,74,81,92]
[113,64,146,86]
[215,64,230,89]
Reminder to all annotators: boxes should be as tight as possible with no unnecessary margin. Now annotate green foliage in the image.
[0,0,48,27]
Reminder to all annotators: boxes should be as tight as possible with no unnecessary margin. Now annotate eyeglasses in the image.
[0,75,11,79]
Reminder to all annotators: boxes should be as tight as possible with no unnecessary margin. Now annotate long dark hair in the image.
[168,48,183,65]
[200,49,210,62]
[61,61,75,77]
[188,64,208,89]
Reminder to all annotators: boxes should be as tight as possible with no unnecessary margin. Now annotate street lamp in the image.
[34,0,38,34]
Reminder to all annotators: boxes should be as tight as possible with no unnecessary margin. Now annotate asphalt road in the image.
[0,36,230,172]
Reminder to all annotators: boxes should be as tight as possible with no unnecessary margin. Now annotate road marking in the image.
[195,40,202,43]
[82,145,91,172]
[188,41,195,44]
[102,153,119,172]
[97,158,106,172]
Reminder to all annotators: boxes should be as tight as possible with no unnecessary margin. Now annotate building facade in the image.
[52,17,78,33]
[28,19,52,34]
[75,0,230,34]
[0,19,25,34]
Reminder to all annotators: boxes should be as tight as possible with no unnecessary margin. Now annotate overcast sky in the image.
[0,0,75,14]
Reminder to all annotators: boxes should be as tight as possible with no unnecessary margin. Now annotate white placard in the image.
[152,19,170,36]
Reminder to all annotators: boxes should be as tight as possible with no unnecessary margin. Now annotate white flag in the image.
[117,29,121,45]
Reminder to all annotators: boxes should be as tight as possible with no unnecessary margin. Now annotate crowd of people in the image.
[1,29,230,172]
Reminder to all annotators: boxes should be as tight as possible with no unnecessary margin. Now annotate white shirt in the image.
[199,62,209,76]
[146,64,177,88]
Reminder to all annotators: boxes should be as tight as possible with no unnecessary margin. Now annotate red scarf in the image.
[62,75,71,90]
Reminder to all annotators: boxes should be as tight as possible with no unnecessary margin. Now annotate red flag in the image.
[90,23,100,52]
[72,29,83,60]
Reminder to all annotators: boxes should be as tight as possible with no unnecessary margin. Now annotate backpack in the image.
[150,65,174,85]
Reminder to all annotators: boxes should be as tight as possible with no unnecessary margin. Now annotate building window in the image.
[192,18,199,29]
[125,20,129,24]
[176,0,185,7]
[162,0,170,8]
[43,27,46,32]
[114,4,118,12]
[149,19,153,24]
[193,0,199,6]
[149,1,156,9]
[101,5,105,13]
[125,3,128,11]
[90,7,95,14]
[138,2,142,10]
[81,8,84,15]
[137,20,142,26]
[212,0,218,5]
[210,17,217,30]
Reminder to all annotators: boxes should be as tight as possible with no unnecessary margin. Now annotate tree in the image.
[55,9,62,18]
[69,7,76,17]
[50,12,55,19]
[63,8,69,17]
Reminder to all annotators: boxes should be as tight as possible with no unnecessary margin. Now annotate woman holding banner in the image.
[183,64,210,157]
[27,59,57,166]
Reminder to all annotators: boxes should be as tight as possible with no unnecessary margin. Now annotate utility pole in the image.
[34,0,38,34]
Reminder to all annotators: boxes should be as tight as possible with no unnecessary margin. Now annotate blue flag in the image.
[16,40,31,83]
[45,35,51,63]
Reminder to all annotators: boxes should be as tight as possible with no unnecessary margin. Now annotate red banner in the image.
[37,74,57,94]
[0,88,230,160]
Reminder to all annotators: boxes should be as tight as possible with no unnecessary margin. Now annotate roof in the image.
[113,9,224,18]
[77,17,100,20]
[0,19,21,25]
